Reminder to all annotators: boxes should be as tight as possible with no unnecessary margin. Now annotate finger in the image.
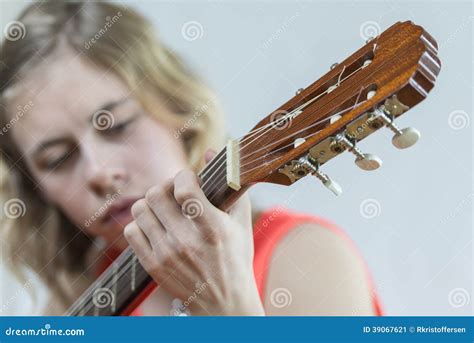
[123,221,153,261]
[145,181,197,244]
[173,169,218,224]
[131,198,167,246]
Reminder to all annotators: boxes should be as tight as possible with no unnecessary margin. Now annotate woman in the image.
[0,1,381,316]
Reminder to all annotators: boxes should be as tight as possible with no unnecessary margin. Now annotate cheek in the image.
[127,118,188,182]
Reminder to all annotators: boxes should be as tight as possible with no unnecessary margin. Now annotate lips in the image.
[101,196,141,228]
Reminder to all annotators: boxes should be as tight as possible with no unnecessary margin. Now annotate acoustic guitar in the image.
[65,20,441,316]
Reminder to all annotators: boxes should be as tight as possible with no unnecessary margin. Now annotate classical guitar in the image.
[65,21,440,316]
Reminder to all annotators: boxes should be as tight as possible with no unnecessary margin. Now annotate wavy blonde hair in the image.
[0,1,226,314]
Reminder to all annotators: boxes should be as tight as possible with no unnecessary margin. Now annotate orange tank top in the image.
[98,207,383,316]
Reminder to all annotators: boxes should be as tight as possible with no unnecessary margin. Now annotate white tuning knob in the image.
[333,134,382,171]
[372,108,420,149]
[321,176,343,196]
[392,127,421,149]
[355,153,383,171]
[297,156,342,196]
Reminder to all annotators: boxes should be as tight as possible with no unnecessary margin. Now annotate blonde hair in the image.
[0,1,226,314]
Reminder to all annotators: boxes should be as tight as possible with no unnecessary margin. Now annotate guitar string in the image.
[199,62,365,193]
[68,54,377,315]
[202,83,368,202]
[204,96,367,205]
[68,97,367,316]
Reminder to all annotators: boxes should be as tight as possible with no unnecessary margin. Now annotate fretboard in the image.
[66,147,241,316]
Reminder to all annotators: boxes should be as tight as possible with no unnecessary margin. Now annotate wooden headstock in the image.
[229,21,440,195]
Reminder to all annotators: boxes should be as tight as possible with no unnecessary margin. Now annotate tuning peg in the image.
[333,134,382,171]
[392,127,421,149]
[372,108,420,149]
[297,156,342,196]
[314,170,343,196]
[295,88,304,95]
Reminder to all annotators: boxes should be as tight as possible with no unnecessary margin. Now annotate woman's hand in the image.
[123,151,264,316]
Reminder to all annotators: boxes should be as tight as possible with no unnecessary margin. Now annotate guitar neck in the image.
[66,147,244,316]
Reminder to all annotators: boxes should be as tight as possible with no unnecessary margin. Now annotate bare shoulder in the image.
[263,221,376,316]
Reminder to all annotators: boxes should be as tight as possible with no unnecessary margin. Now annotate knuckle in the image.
[145,185,164,206]
[174,186,196,205]
[131,199,147,219]
[123,222,138,241]
[202,226,223,246]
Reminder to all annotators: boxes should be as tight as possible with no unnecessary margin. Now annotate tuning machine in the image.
[331,134,382,171]
[370,108,420,149]
[278,155,342,196]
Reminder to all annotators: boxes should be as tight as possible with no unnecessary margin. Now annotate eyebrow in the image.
[87,96,131,124]
[32,97,132,158]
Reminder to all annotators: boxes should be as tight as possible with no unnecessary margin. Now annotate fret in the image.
[112,262,118,313]
[131,254,137,292]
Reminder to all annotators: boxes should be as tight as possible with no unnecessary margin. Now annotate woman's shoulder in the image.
[251,206,383,315]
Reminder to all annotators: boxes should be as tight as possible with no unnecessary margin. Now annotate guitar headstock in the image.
[230,21,440,196]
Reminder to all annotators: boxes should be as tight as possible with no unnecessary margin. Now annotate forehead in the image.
[7,50,131,150]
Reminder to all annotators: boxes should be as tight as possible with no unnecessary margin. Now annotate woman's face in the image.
[7,48,189,249]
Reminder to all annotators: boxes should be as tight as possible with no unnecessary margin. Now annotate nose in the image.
[83,146,129,198]
[88,166,128,198]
